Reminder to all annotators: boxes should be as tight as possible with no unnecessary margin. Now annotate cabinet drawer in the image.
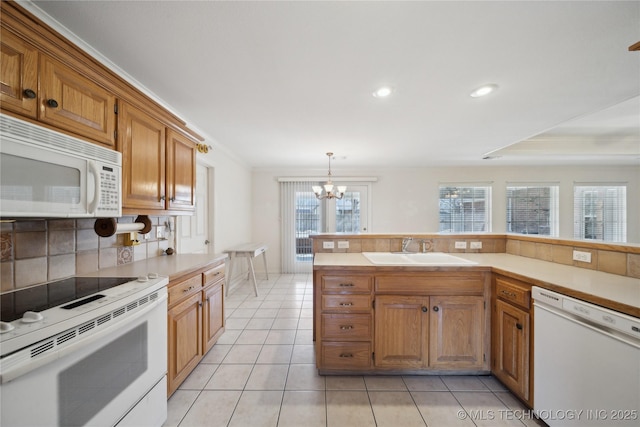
[203,263,225,286]
[495,277,531,309]
[321,313,372,340]
[321,275,372,293]
[321,342,372,370]
[375,272,485,295]
[322,294,371,311]
[169,274,203,306]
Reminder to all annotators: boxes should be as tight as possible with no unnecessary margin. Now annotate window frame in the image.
[438,184,492,233]
[506,183,559,237]
[573,183,627,242]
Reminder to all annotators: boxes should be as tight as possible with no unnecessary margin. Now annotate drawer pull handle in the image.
[501,290,516,297]
[183,286,194,293]
[214,272,221,276]
[339,353,354,358]
[340,325,353,330]
[339,302,353,307]
[339,283,354,287]
[23,89,36,99]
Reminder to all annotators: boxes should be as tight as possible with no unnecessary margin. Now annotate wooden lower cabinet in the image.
[167,260,225,396]
[315,269,490,374]
[430,295,485,370]
[491,275,533,407]
[167,292,202,395]
[315,272,374,372]
[203,280,225,353]
[374,295,429,369]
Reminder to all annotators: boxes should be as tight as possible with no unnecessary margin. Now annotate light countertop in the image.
[85,253,228,282]
[314,252,640,317]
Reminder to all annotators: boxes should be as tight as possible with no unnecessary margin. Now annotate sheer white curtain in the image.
[280,181,321,273]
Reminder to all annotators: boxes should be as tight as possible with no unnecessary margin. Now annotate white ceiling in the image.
[30,0,640,168]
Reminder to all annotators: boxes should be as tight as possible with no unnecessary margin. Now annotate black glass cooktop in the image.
[0,277,137,323]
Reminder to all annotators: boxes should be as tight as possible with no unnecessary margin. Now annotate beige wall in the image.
[251,164,639,274]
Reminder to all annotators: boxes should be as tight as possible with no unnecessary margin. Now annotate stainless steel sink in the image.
[362,252,477,266]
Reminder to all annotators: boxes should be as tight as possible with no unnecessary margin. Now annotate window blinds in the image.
[280,181,321,273]
[573,184,627,242]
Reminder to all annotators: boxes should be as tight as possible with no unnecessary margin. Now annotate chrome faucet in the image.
[401,237,413,252]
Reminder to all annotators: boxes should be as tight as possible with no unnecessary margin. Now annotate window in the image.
[439,185,491,233]
[506,185,559,236]
[574,185,626,242]
[335,191,361,233]
[280,180,370,273]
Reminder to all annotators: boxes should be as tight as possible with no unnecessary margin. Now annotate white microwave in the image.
[0,114,122,218]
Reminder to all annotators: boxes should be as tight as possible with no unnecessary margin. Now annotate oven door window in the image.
[58,324,148,427]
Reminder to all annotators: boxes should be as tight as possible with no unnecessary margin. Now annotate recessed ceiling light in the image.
[470,84,498,98]
[373,86,393,98]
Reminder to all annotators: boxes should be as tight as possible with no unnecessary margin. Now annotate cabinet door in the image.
[374,295,429,369]
[429,296,484,369]
[166,129,196,211]
[167,292,202,396]
[494,299,530,401]
[203,282,224,353]
[119,102,166,210]
[40,55,116,147]
[0,28,38,118]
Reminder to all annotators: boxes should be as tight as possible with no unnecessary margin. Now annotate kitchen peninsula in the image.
[312,234,640,407]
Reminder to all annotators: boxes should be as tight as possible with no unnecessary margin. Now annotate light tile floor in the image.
[165,274,546,427]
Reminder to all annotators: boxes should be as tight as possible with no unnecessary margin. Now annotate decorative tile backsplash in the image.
[0,216,174,293]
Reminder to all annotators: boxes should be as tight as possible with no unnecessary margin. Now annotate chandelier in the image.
[312,152,346,200]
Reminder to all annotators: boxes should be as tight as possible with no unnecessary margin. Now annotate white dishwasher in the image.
[532,287,640,426]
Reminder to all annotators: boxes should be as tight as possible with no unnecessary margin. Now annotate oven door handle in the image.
[0,293,167,384]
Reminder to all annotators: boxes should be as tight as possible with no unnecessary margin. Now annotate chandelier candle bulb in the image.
[313,152,346,200]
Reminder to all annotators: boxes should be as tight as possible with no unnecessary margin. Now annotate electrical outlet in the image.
[573,250,592,263]
[454,241,467,249]
[470,242,482,249]
[156,226,165,239]
[338,241,349,249]
[323,241,335,249]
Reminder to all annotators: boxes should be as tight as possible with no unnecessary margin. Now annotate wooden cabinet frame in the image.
[314,268,491,374]
[167,260,225,396]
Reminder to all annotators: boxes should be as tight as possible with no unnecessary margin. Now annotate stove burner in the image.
[0,277,137,322]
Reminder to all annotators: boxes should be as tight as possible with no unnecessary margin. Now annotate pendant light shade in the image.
[313,152,346,200]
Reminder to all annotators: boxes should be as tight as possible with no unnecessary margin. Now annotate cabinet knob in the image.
[23,89,36,99]
[421,306,428,312]
[46,99,59,108]
[160,195,166,201]
[516,323,523,330]
[432,306,439,312]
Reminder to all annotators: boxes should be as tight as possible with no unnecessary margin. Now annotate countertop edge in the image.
[313,253,640,318]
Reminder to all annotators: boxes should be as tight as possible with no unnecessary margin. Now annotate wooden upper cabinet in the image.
[39,55,116,147]
[119,102,166,210]
[0,28,38,118]
[166,129,196,211]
